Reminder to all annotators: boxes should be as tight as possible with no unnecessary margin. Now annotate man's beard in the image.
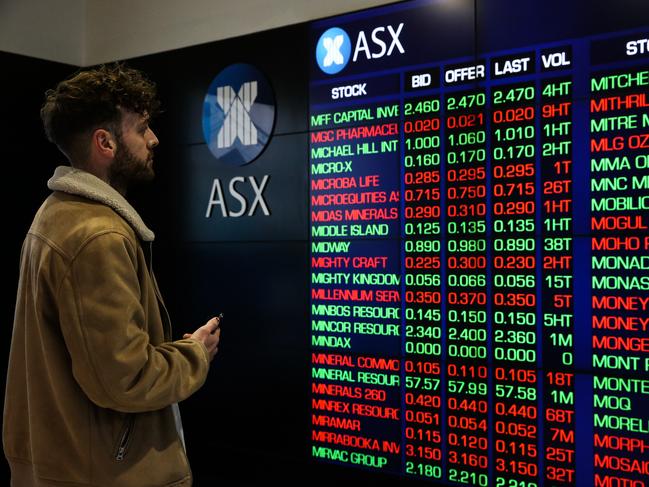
[109,141,154,191]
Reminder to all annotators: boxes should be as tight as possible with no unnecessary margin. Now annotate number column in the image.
[540,74,576,486]
[444,87,489,487]
[402,94,444,482]
[490,81,540,485]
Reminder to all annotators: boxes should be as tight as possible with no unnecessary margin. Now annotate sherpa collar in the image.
[47,165,155,242]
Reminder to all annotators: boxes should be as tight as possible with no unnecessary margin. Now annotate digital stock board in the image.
[308,1,649,486]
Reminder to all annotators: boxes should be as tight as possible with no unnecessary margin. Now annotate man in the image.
[3,63,219,486]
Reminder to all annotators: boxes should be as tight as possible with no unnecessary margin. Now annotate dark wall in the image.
[0,52,78,258]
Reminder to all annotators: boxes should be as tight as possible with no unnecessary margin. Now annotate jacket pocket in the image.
[114,415,136,462]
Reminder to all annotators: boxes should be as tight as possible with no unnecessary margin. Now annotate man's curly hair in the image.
[40,62,160,163]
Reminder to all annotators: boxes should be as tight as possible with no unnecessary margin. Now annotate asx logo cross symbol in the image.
[322,35,345,67]
[202,63,275,166]
[316,27,351,74]
[216,81,258,148]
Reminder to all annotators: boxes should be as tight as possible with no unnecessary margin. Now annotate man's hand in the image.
[183,316,221,361]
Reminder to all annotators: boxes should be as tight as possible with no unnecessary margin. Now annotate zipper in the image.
[115,415,135,461]
[147,241,173,341]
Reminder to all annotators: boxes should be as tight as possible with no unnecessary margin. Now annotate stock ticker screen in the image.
[308,1,649,486]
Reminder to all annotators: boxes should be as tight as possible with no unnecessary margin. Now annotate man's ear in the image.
[92,128,116,157]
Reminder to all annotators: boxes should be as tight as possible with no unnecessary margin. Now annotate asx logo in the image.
[202,64,275,219]
[316,23,405,74]
[202,63,275,166]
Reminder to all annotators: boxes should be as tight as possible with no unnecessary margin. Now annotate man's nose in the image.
[147,129,159,149]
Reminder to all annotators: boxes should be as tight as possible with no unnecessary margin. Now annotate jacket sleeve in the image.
[57,231,210,413]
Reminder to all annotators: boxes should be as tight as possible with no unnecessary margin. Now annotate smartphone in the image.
[213,313,224,333]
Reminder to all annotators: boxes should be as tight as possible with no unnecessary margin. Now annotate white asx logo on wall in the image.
[201,64,276,219]
[203,63,275,166]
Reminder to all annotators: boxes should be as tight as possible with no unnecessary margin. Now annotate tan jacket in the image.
[3,166,209,486]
